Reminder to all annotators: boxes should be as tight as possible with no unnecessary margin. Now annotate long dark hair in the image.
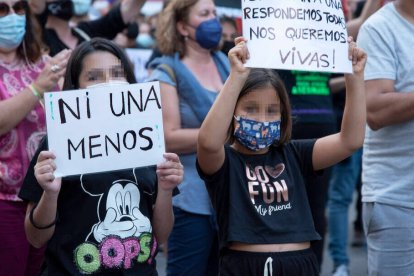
[227,69,292,146]
[17,9,43,62]
[62,38,137,90]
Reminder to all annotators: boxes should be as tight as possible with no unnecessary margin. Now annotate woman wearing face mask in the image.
[29,0,146,56]
[147,0,230,275]
[0,0,71,274]
[18,38,184,275]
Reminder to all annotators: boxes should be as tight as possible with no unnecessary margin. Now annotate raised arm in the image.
[24,151,61,248]
[197,37,250,175]
[312,38,367,170]
[152,153,183,244]
[120,0,146,23]
[0,50,71,136]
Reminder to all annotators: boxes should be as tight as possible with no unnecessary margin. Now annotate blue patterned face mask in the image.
[233,116,281,151]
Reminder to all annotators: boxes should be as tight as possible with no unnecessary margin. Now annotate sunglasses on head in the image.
[0,1,28,18]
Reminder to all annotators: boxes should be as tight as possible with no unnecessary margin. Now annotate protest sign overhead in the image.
[242,0,352,73]
[45,82,165,177]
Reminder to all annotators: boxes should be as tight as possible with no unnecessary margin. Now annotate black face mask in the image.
[221,40,235,56]
[46,0,74,21]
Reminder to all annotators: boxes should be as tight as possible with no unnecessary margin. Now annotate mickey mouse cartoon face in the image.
[83,178,152,243]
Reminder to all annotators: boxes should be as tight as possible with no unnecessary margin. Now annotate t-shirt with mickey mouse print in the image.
[196,139,321,252]
[19,138,168,275]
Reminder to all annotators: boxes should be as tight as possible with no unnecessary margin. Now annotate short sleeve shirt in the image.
[197,140,321,250]
[19,139,160,275]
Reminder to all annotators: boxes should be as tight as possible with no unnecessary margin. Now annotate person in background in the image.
[147,0,230,275]
[70,0,92,23]
[19,37,184,275]
[219,15,238,55]
[327,1,382,274]
[358,0,414,274]
[136,19,155,49]
[196,36,366,276]
[29,0,146,56]
[0,0,71,274]
[113,22,140,48]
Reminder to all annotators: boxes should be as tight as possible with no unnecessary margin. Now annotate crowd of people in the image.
[0,0,412,275]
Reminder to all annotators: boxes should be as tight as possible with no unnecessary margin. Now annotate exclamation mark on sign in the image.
[49,94,55,120]
[332,49,335,69]
[155,125,162,148]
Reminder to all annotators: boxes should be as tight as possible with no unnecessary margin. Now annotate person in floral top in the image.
[0,0,70,274]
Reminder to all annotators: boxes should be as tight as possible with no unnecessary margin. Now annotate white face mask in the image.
[86,80,129,89]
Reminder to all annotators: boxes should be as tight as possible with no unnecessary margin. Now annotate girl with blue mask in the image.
[197,37,367,275]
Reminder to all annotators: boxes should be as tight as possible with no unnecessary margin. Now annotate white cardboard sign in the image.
[44,81,165,177]
[242,0,352,73]
[125,48,153,83]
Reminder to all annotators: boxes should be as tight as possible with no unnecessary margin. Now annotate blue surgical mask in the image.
[136,33,154,48]
[233,116,281,151]
[0,14,26,50]
[72,0,92,16]
[189,18,222,49]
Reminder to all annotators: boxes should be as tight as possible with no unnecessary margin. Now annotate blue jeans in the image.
[166,207,218,276]
[328,149,362,266]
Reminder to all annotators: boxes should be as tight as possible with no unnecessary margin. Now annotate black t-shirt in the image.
[197,140,321,251]
[276,70,335,125]
[19,139,160,275]
[38,5,127,56]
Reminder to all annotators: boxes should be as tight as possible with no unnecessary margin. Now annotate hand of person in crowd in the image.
[156,153,183,192]
[33,49,72,97]
[228,37,250,79]
[34,151,62,196]
[347,36,367,75]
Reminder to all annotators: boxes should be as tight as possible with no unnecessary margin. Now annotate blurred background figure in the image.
[219,15,238,55]
[327,1,382,275]
[113,22,140,48]
[29,0,146,56]
[358,0,414,275]
[147,0,230,275]
[0,0,70,274]
[136,18,155,49]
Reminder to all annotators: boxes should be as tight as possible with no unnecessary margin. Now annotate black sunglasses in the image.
[0,1,28,18]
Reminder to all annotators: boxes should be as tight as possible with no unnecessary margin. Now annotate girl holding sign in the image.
[18,38,184,275]
[196,37,366,275]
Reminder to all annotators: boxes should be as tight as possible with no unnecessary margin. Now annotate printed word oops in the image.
[74,233,157,274]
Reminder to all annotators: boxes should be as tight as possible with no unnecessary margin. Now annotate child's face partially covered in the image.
[234,86,281,123]
[78,51,127,89]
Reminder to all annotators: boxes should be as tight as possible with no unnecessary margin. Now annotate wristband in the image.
[29,84,43,100]
[29,204,58,230]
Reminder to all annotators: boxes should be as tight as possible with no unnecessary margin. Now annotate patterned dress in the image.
[0,57,47,201]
